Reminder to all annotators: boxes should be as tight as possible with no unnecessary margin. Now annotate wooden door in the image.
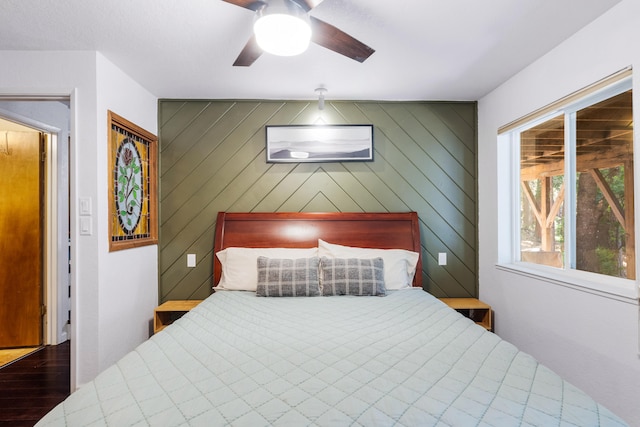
[0,129,44,348]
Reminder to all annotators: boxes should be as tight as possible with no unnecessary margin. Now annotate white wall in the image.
[0,51,158,388]
[478,0,640,424]
[95,53,158,370]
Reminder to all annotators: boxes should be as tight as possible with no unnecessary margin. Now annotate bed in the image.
[37,211,626,426]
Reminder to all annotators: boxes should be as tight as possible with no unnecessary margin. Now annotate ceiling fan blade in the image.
[290,0,325,12]
[309,16,374,63]
[233,35,263,66]
[221,0,265,12]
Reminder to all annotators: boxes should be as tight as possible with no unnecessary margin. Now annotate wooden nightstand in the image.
[154,300,203,334]
[439,298,493,331]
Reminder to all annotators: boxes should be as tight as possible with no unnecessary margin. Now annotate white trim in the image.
[46,132,65,344]
[69,88,78,392]
[45,132,57,345]
[495,262,638,303]
[498,67,632,134]
[565,111,576,270]
[0,108,61,134]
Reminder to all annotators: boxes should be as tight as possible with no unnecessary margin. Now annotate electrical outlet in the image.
[187,254,196,267]
[438,252,447,266]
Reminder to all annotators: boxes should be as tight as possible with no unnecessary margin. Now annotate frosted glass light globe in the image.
[254,13,311,56]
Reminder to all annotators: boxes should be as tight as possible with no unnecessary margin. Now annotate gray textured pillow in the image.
[256,256,320,297]
[320,257,386,296]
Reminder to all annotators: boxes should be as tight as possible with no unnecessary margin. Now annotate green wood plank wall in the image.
[158,100,477,301]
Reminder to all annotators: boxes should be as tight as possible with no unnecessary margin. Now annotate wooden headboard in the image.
[213,211,422,290]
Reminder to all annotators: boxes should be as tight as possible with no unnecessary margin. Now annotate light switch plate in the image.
[79,197,92,216]
[80,217,92,235]
[187,254,196,267]
[438,252,447,266]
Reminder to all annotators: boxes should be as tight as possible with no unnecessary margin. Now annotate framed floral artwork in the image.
[108,110,158,251]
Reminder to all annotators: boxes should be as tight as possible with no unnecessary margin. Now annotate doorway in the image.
[0,100,71,355]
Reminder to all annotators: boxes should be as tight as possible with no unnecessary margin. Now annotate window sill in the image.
[495,262,639,304]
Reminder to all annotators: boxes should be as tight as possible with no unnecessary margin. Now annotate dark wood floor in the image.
[0,341,70,427]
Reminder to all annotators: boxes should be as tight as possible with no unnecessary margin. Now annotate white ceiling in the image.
[0,0,621,101]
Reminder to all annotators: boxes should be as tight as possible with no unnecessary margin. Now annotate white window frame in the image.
[497,74,638,302]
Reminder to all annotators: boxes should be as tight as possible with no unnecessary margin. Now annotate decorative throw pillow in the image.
[319,257,386,296]
[216,247,318,291]
[256,256,320,297]
[318,239,419,290]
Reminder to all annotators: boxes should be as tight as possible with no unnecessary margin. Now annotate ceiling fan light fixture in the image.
[254,0,311,57]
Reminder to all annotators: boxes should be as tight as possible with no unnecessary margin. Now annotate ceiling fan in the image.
[223,0,375,66]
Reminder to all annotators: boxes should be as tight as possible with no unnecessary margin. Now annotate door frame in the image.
[0,106,68,346]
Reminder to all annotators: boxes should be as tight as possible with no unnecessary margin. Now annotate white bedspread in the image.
[37,290,627,426]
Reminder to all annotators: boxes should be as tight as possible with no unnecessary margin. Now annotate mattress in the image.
[37,289,627,426]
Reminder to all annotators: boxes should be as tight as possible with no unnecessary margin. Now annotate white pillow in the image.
[216,247,318,291]
[318,239,419,290]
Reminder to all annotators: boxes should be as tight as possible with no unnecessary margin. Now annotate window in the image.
[499,71,635,297]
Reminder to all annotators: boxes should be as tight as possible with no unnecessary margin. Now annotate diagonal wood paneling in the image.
[158,100,477,301]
